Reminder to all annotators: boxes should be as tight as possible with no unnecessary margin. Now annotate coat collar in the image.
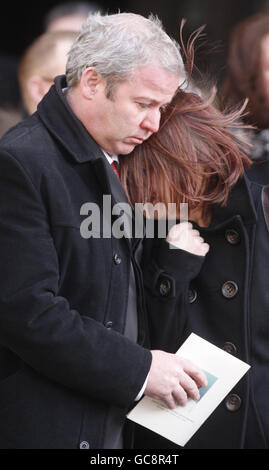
[37,75,129,202]
[37,75,132,242]
[37,75,105,164]
[210,174,258,228]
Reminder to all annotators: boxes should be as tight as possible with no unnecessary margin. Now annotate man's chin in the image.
[107,140,143,155]
[117,143,137,155]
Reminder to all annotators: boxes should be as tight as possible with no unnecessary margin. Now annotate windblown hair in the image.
[66,12,184,96]
[120,90,252,216]
[221,13,269,128]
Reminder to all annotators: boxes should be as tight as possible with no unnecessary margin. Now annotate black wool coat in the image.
[0,76,153,449]
[140,176,269,449]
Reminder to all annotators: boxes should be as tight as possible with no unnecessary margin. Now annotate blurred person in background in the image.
[0,55,23,137]
[221,13,269,184]
[18,31,77,115]
[44,1,103,32]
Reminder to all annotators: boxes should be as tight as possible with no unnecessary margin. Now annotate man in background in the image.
[0,55,23,137]
[44,1,103,32]
[19,31,77,115]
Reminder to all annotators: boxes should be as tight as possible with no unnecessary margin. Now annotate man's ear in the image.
[80,67,104,99]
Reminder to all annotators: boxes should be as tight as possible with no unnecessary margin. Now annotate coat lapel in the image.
[211,174,258,227]
[92,158,133,245]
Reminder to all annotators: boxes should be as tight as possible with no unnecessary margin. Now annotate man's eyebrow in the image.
[134,97,167,105]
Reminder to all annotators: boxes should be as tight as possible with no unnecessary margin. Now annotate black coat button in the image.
[79,441,90,449]
[225,229,241,245]
[222,281,238,299]
[225,394,242,412]
[188,288,197,303]
[223,342,237,355]
[105,321,113,329]
[159,278,171,297]
[113,253,121,265]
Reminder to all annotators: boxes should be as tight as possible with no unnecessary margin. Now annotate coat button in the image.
[225,229,240,245]
[105,321,113,329]
[159,278,171,297]
[188,288,197,303]
[225,394,242,412]
[79,441,90,449]
[221,281,238,299]
[223,342,237,355]
[113,253,121,265]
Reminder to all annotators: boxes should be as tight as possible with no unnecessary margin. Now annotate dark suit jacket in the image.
[0,75,152,449]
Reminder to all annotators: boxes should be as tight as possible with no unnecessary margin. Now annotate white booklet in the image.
[127,333,250,446]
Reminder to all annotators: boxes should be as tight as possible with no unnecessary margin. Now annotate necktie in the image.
[111,161,120,179]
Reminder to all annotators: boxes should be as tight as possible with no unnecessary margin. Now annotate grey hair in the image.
[66,12,185,96]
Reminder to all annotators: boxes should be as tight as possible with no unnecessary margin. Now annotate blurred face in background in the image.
[259,33,269,107]
[19,32,77,115]
[46,15,87,33]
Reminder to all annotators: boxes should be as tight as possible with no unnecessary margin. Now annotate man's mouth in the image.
[126,136,145,144]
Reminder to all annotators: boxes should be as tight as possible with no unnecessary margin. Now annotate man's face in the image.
[83,64,180,155]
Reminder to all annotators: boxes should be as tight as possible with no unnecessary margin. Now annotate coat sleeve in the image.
[142,235,205,352]
[0,150,151,408]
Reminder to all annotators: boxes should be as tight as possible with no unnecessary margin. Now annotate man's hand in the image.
[145,350,208,409]
[167,222,209,256]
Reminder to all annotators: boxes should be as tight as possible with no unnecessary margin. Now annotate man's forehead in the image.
[129,64,180,96]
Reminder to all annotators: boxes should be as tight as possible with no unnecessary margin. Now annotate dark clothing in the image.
[140,176,269,449]
[247,129,269,185]
[247,160,269,185]
[0,76,152,449]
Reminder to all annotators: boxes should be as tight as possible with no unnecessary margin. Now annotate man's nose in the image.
[140,109,160,134]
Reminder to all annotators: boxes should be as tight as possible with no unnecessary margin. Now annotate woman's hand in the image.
[167,222,210,256]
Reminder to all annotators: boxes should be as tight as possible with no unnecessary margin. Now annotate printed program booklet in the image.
[127,333,250,446]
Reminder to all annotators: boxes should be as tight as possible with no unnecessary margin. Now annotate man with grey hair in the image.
[0,12,207,449]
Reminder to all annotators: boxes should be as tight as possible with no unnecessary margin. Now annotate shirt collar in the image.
[101,150,119,165]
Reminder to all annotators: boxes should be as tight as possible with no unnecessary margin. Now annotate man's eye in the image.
[137,102,149,109]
